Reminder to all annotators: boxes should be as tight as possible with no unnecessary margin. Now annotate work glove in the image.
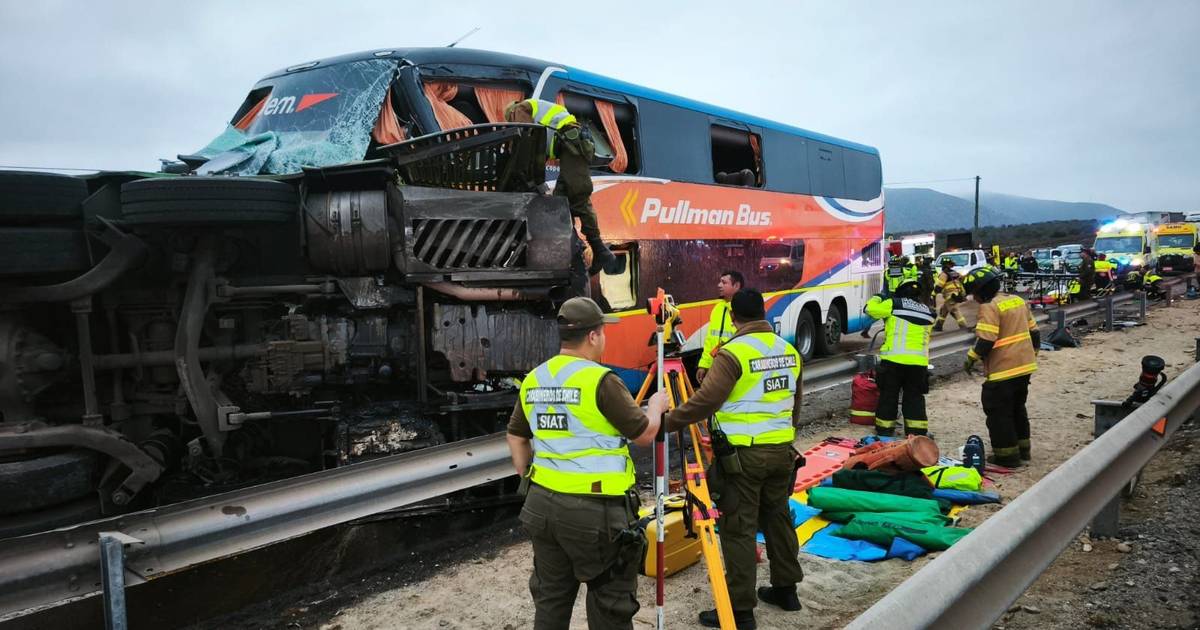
[963,351,979,375]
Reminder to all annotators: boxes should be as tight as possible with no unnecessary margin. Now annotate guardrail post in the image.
[1103,297,1115,332]
[1052,309,1066,335]
[1139,292,1147,321]
[98,531,142,630]
[1090,401,1133,537]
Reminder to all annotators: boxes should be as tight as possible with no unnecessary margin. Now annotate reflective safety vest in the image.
[714,332,801,447]
[1094,260,1115,274]
[523,98,578,159]
[1004,256,1018,271]
[698,300,734,370]
[520,355,634,495]
[865,295,935,366]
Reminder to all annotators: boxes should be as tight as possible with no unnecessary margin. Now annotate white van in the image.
[934,249,989,277]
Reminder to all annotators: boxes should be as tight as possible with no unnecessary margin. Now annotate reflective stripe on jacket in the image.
[698,300,734,370]
[865,295,935,366]
[524,98,578,159]
[974,292,1038,382]
[714,332,801,446]
[520,354,634,495]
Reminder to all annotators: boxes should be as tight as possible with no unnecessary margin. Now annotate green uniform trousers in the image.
[519,483,642,630]
[553,128,602,244]
[714,443,805,611]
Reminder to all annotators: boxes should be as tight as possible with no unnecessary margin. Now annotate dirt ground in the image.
[292,299,1200,630]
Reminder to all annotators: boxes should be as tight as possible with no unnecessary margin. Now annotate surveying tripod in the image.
[632,289,735,630]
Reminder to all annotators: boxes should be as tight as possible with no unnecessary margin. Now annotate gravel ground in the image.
[1000,419,1200,630]
[205,296,1200,630]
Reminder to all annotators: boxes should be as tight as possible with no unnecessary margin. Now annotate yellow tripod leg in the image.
[684,454,736,630]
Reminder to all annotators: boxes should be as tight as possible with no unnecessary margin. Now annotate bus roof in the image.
[263,47,879,156]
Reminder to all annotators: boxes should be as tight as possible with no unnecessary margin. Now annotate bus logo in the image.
[261,92,339,116]
[619,189,639,227]
[640,197,772,227]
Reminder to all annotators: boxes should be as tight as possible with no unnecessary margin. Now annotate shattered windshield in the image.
[192,58,398,175]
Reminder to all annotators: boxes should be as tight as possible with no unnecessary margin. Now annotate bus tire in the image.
[0,449,99,515]
[0,171,88,223]
[120,177,298,225]
[814,304,843,356]
[794,309,817,363]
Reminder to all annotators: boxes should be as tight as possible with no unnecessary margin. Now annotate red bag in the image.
[849,370,879,426]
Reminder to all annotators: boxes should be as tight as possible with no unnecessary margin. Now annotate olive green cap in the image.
[557,297,618,330]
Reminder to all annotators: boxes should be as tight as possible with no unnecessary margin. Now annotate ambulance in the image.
[1152,222,1198,274]
[1093,219,1151,273]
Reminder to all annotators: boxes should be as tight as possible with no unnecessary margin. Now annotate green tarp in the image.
[807,486,943,515]
[835,515,973,551]
[820,511,953,527]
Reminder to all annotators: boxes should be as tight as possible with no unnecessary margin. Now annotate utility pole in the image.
[973,175,981,246]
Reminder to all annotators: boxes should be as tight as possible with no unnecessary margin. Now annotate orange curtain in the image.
[372,92,408,145]
[594,100,629,173]
[748,133,763,185]
[475,86,525,123]
[422,81,473,131]
[234,95,268,131]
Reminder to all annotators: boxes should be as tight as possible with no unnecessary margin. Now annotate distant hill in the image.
[884,188,1125,233]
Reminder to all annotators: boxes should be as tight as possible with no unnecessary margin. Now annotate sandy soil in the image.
[313,300,1200,630]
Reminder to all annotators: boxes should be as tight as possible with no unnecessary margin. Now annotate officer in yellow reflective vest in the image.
[664,289,805,629]
[505,98,617,275]
[507,297,667,629]
[962,267,1040,467]
[864,278,936,436]
[697,270,744,384]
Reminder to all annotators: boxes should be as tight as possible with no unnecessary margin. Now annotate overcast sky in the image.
[1,1,1196,213]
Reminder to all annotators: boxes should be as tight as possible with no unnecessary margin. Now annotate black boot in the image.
[757,586,802,611]
[699,608,756,629]
[586,239,617,275]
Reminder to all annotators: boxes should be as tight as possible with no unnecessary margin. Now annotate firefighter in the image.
[933,257,969,331]
[962,267,1040,467]
[916,255,937,308]
[506,297,668,629]
[505,99,617,275]
[1077,249,1095,300]
[864,278,936,436]
[697,270,744,384]
[662,289,805,628]
[1142,269,1166,300]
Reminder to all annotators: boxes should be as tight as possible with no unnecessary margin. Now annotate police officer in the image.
[933,258,969,331]
[1077,249,1095,300]
[505,99,617,275]
[507,297,667,630]
[663,289,805,629]
[865,278,936,436]
[962,267,1040,467]
[916,255,937,308]
[697,270,744,384]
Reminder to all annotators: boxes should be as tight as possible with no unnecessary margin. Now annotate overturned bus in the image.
[0,48,883,536]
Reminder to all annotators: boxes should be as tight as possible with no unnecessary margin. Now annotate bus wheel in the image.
[814,306,842,356]
[794,310,816,363]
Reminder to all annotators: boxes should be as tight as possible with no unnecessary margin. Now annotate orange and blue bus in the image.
[385,49,884,385]
[220,47,884,387]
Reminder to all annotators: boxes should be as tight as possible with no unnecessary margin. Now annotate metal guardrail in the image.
[847,354,1200,629]
[0,284,1180,622]
[0,433,512,622]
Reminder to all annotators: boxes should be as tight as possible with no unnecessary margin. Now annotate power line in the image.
[883,177,979,186]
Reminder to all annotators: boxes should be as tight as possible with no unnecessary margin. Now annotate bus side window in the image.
[844,150,883,201]
[860,242,882,267]
[808,142,846,198]
[598,246,638,310]
[559,91,640,174]
[710,124,763,187]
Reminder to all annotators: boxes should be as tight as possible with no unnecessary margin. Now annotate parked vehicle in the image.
[1094,220,1151,273]
[1152,222,1198,274]
[934,249,988,276]
[0,47,883,536]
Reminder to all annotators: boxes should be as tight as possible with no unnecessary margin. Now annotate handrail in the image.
[847,359,1200,629]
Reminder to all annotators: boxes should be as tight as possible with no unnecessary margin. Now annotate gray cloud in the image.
[1,0,1196,212]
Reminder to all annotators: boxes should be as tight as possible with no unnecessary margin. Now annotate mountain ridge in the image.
[884,187,1124,233]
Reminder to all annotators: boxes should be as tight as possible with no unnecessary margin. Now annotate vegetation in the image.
[895,219,1100,254]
